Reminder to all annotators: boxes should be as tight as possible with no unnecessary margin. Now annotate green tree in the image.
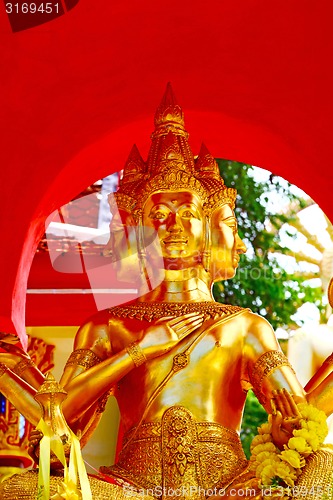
[240,390,267,458]
[214,160,325,457]
[213,159,324,330]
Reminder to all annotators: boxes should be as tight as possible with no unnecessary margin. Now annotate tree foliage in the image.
[213,160,325,454]
[213,159,324,330]
[240,390,267,458]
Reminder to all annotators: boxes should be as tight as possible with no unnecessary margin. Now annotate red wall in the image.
[1,1,333,341]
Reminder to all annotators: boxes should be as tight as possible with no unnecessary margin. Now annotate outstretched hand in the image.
[0,332,30,370]
[138,312,205,360]
[270,388,302,449]
[28,428,69,470]
[28,428,43,465]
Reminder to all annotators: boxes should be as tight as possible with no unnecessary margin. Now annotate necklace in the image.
[109,301,245,322]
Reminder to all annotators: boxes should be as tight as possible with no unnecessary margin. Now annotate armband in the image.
[249,350,294,404]
[65,349,102,370]
[126,342,147,367]
[12,358,36,377]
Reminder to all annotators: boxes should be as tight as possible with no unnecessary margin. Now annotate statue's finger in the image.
[172,317,204,335]
[168,313,204,328]
[270,396,277,415]
[271,409,283,427]
[271,389,293,417]
[279,388,298,417]
[282,389,301,417]
[178,321,205,338]
[274,388,291,416]
[270,389,286,414]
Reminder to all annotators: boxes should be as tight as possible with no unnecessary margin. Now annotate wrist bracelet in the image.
[65,349,102,370]
[126,342,147,367]
[12,358,36,377]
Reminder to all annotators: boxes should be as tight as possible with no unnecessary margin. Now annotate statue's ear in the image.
[328,277,333,308]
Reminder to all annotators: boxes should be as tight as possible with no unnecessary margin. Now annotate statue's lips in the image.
[163,237,188,245]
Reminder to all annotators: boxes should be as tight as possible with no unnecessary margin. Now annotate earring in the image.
[202,215,211,272]
[137,218,147,277]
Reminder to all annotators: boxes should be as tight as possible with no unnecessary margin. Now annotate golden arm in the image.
[243,313,308,448]
[59,312,204,426]
[0,349,45,390]
[0,364,41,425]
[243,313,306,413]
[0,344,45,424]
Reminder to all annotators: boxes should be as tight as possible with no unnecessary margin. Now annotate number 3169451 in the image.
[6,3,60,14]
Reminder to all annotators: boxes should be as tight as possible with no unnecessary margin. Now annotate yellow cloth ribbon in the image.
[36,418,92,500]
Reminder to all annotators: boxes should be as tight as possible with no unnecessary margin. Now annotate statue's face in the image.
[143,190,204,266]
[210,204,246,281]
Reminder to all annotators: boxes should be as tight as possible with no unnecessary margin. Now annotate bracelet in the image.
[0,362,8,377]
[249,350,294,405]
[12,358,36,377]
[126,342,147,367]
[65,349,102,370]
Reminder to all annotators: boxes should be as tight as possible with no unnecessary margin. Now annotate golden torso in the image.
[113,309,248,433]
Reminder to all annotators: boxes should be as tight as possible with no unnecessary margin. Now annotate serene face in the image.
[210,204,247,281]
[142,190,204,267]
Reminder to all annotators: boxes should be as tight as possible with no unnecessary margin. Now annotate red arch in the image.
[7,109,331,342]
[1,1,333,341]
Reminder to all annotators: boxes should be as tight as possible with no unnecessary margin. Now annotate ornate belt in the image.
[102,406,248,499]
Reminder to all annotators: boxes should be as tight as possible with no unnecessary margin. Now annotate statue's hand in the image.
[28,428,43,465]
[28,428,70,470]
[0,339,31,371]
[138,312,204,360]
[270,388,302,449]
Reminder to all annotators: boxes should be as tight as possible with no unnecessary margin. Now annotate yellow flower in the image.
[288,437,312,455]
[301,419,328,442]
[273,462,297,487]
[50,480,82,500]
[279,449,305,469]
[293,429,320,451]
[251,401,327,493]
[257,451,276,463]
[297,403,327,425]
[250,433,272,451]
[252,442,277,456]
[260,463,277,485]
[259,422,272,435]
[256,458,279,478]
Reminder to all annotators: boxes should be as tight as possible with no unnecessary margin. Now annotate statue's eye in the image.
[152,211,167,220]
[181,210,196,218]
[219,217,237,233]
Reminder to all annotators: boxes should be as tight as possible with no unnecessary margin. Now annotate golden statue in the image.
[1,85,333,499]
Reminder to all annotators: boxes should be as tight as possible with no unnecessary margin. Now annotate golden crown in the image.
[110,83,236,218]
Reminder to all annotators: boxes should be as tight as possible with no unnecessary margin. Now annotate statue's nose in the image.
[167,213,184,233]
[236,234,247,254]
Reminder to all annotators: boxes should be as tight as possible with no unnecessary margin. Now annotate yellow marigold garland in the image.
[249,402,328,493]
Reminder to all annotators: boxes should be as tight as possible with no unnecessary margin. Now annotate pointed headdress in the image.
[111,83,236,219]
